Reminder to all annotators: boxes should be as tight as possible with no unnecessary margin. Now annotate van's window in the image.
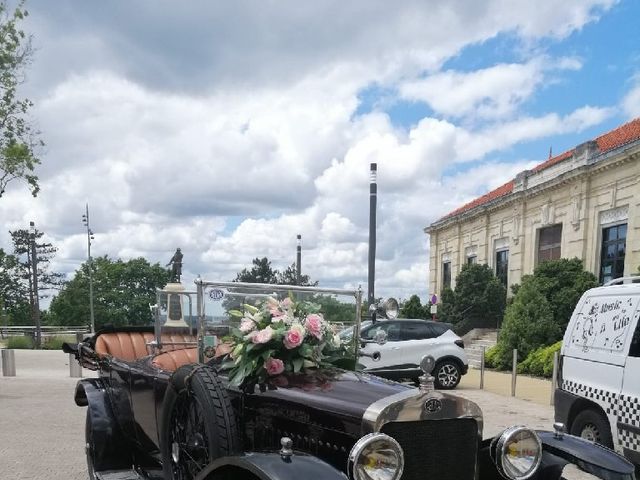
[629,318,640,357]
[567,295,640,354]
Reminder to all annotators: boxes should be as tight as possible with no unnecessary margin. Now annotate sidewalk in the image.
[0,350,560,479]
[460,367,554,406]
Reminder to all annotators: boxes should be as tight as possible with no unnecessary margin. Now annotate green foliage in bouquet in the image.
[222,294,354,387]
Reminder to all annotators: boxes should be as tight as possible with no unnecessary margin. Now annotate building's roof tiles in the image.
[439,117,640,221]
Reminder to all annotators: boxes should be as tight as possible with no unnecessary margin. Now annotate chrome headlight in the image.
[348,433,404,480]
[492,426,542,480]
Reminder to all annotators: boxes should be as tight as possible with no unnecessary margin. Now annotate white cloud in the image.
[454,106,615,162]
[0,0,620,305]
[399,56,583,120]
[622,77,640,119]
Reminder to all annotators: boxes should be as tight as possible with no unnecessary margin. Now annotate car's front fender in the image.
[194,452,348,480]
[478,430,635,480]
[75,378,133,472]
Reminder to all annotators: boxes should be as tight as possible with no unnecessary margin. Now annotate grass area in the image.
[1,334,75,350]
[42,335,75,350]
[6,336,34,349]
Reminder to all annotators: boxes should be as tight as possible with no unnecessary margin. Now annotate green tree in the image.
[48,256,170,329]
[399,294,429,319]
[0,1,42,198]
[234,257,279,284]
[492,282,559,369]
[276,263,318,286]
[519,258,598,332]
[0,247,29,325]
[10,228,64,312]
[493,258,598,369]
[437,264,506,334]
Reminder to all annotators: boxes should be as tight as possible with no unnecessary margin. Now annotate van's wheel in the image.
[570,409,613,449]
[85,411,96,480]
[434,361,461,389]
[161,365,239,480]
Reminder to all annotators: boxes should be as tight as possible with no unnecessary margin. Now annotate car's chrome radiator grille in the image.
[381,418,478,480]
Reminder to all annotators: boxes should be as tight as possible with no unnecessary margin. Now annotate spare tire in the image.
[161,365,239,480]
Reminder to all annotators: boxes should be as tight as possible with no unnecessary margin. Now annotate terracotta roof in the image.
[438,117,640,222]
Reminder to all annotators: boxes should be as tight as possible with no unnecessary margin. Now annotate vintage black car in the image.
[65,280,636,480]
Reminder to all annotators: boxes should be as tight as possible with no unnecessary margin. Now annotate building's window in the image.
[442,262,451,290]
[538,224,562,263]
[600,224,627,284]
[495,250,509,287]
[467,256,477,265]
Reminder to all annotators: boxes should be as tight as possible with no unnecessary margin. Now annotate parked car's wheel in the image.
[570,409,613,449]
[434,361,461,389]
[85,411,96,480]
[161,365,239,480]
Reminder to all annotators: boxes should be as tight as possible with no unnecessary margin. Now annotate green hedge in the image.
[6,336,34,349]
[517,341,562,378]
[484,345,499,368]
[484,341,561,378]
[42,335,74,350]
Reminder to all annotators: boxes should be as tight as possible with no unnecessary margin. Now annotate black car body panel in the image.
[66,325,636,480]
[194,453,348,480]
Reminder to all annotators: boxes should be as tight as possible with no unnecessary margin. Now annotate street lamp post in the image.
[82,204,96,334]
[296,234,302,285]
[29,221,41,348]
[367,163,377,308]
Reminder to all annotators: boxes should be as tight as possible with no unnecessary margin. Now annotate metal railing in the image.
[0,325,90,337]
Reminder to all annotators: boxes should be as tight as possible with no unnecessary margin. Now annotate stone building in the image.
[425,118,640,296]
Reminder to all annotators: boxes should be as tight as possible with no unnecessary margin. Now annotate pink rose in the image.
[281,297,293,309]
[265,357,285,376]
[284,324,305,349]
[252,326,274,344]
[270,307,284,318]
[305,314,323,340]
[239,318,256,333]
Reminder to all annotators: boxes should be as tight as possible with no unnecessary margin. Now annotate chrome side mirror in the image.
[373,329,387,345]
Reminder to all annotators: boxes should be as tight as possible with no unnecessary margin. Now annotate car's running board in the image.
[96,470,163,480]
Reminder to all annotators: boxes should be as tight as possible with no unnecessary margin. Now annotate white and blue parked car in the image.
[341,318,469,389]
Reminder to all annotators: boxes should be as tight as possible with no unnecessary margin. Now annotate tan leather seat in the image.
[152,348,198,372]
[95,331,196,361]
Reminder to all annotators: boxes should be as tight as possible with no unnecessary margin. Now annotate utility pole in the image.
[367,163,377,307]
[82,204,96,334]
[296,234,302,285]
[29,221,41,349]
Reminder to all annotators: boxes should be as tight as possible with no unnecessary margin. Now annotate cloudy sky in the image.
[1,0,639,303]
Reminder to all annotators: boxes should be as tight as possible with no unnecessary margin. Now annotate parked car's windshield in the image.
[339,321,370,342]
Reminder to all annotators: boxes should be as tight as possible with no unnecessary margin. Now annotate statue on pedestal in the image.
[166,248,183,283]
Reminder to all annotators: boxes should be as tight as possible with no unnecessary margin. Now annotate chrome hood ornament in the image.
[418,355,436,394]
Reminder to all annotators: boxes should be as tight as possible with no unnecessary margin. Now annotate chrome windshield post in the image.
[195,276,205,363]
[354,286,363,365]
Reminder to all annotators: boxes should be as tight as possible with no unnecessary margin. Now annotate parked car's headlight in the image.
[348,433,404,480]
[492,426,542,480]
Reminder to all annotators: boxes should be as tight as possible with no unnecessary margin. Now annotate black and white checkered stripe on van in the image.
[562,380,640,451]
[617,395,640,450]
[562,379,619,415]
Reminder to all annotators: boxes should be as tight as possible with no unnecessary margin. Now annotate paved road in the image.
[0,350,588,480]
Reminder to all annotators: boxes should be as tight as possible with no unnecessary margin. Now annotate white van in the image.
[555,277,640,464]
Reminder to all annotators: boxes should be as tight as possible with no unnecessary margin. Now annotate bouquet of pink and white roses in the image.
[221,295,353,387]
